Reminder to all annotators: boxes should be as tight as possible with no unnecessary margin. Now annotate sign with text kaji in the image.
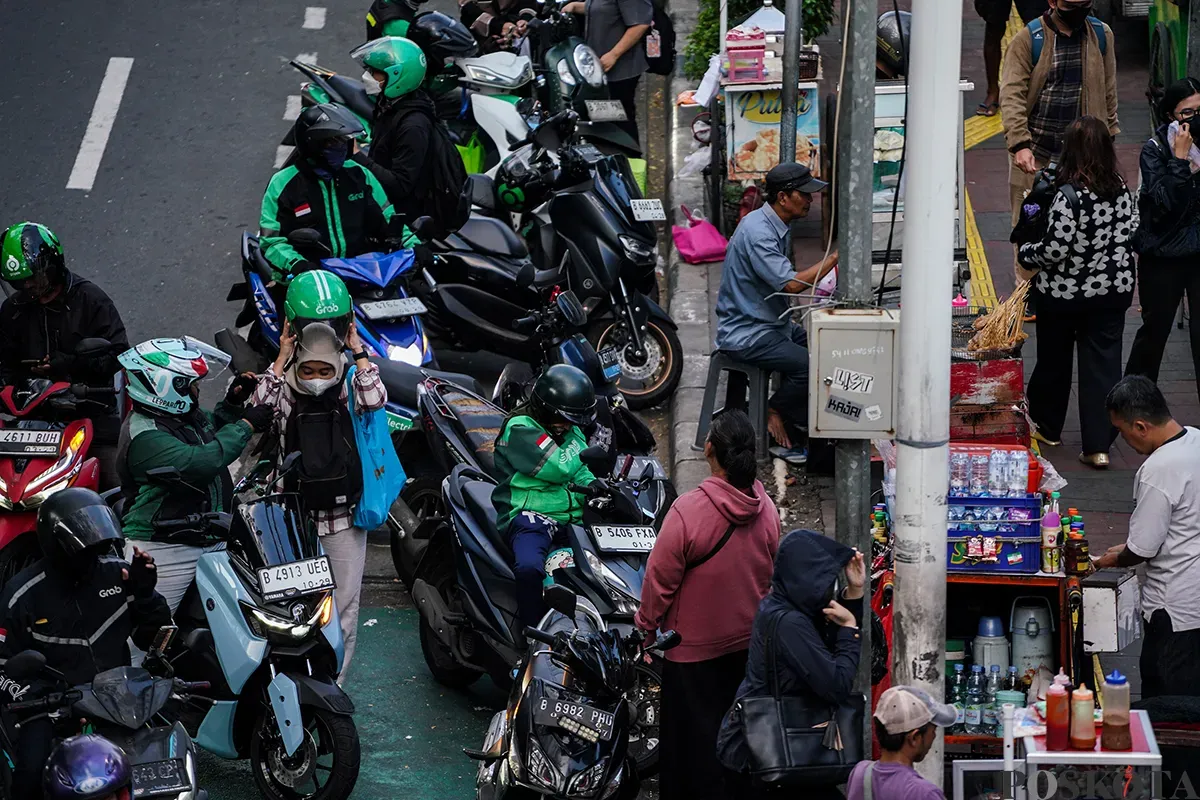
[726,85,821,180]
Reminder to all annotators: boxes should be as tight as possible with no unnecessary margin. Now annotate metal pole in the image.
[893,0,959,786]
[778,0,803,161]
[831,0,876,758]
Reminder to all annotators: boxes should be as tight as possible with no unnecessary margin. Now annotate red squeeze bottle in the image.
[1045,682,1070,751]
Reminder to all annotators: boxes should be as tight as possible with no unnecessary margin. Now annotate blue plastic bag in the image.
[344,366,406,529]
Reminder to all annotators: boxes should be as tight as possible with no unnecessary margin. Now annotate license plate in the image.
[257,556,335,601]
[360,297,427,320]
[630,199,666,222]
[0,429,62,457]
[590,524,657,553]
[132,758,189,797]
[585,99,627,122]
[534,697,615,741]
[598,346,622,380]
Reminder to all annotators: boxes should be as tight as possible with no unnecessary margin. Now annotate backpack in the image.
[1010,164,1080,245]
[424,119,471,238]
[644,1,676,76]
[1028,16,1107,65]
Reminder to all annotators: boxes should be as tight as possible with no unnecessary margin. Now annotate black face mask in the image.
[1056,4,1093,30]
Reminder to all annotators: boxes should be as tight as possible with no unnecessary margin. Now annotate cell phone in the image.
[150,625,178,656]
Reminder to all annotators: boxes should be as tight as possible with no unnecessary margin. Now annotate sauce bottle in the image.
[1101,671,1132,750]
[1045,682,1069,751]
[1070,684,1096,750]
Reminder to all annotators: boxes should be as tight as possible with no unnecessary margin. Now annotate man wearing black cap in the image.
[714,162,837,463]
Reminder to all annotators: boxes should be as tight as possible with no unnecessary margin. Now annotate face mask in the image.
[322,142,348,172]
[362,70,383,96]
[1056,4,1092,29]
[297,375,340,396]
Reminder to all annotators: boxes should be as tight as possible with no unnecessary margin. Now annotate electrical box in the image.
[807,308,900,439]
[1082,569,1141,653]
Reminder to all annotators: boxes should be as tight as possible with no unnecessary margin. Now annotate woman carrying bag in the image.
[635,410,781,800]
[717,530,866,799]
[250,271,405,682]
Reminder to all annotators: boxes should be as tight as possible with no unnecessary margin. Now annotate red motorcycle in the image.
[0,379,116,584]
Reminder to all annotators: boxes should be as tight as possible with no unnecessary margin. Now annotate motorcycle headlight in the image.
[601,763,623,799]
[387,342,423,366]
[22,477,72,509]
[584,551,639,616]
[556,59,577,87]
[0,475,11,510]
[240,601,323,641]
[526,741,562,791]
[568,758,608,797]
[21,428,87,507]
[573,45,604,87]
[464,63,520,88]
[618,235,655,262]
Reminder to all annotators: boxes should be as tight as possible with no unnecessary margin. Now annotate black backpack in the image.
[1010,164,1079,245]
[645,1,676,76]
[424,120,471,238]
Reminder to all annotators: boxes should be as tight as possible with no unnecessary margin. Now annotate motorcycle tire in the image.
[249,705,360,800]
[590,319,682,411]
[388,473,445,590]
[626,658,663,777]
[416,542,485,689]
[0,535,40,589]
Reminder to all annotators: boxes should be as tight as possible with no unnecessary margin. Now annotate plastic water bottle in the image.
[1004,665,1019,691]
[948,663,967,733]
[984,665,1003,735]
[987,450,1010,497]
[965,665,986,734]
[969,454,990,496]
[1008,449,1030,497]
[949,452,970,497]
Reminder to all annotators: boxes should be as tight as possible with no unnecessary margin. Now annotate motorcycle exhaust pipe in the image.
[388,496,422,538]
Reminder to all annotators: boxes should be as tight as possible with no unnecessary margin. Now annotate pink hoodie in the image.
[636,476,782,662]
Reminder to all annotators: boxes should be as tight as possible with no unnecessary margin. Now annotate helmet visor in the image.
[54,505,125,559]
[350,38,398,68]
[555,400,597,427]
[183,336,232,380]
[293,315,353,344]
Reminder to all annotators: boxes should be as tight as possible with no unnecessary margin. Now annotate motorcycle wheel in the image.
[0,535,40,588]
[590,319,682,411]
[388,474,446,589]
[416,546,484,689]
[626,658,662,777]
[249,705,360,800]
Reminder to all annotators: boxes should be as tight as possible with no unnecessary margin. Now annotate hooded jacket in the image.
[635,477,781,663]
[361,91,439,223]
[716,530,863,773]
[1133,123,1200,260]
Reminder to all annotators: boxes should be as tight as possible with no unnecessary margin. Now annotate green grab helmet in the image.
[284,270,354,342]
[350,37,428,99]
[1,222,65,294]
[119,338,211,416]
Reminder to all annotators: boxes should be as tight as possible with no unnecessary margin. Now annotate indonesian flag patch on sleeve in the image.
[294,203,312,217]
[536,434,553,451]
[0,628,7,643]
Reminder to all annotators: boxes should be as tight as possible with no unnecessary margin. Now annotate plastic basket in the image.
[946,495,1042,574]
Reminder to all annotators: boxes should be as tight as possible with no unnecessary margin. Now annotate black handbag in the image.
[735,611,865,787]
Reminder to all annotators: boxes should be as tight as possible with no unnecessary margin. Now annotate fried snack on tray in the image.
[967,282,1030,352]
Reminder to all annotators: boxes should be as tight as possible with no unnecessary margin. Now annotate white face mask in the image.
[362,70,383,96]
[297,375,340,396]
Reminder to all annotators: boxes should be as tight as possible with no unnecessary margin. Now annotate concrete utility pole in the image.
[779,0,804,160]
[831,0,876,757]
[893,0,960,785]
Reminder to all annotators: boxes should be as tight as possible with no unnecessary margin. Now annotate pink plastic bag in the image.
[671,205,728,263]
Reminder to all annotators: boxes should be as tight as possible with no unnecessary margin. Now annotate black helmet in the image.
[531,364,596,428]
[495,145,550,213]
[289,103,365,161]
[409,11,478,63]
[876,11,911,78]
[36,488,125,574]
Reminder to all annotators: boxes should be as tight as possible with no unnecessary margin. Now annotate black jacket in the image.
[1133,123,1200,260]
[717,531,863,773]
[0,272,129,385]
[0,557,171,689]
[362,91,438,223]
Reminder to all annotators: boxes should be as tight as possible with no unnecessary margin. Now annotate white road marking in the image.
[275,145,294,169]
[284,95,302,121]
[296,52,318,65]
[303,7,327,29]
[66,57,134,191]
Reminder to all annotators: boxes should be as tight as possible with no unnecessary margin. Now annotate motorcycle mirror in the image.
[653,630,682,651]
[554,291,587,327]
[73,338,112,359]
[579,446,608,474]
[543,583,578,619]
[5,650,46,681]
[281,451,303,474]
[410,216,438,243]
[287,228,324,247]
[515,262,536,289]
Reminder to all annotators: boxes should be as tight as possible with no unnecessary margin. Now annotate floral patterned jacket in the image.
[1017,183,1137,310]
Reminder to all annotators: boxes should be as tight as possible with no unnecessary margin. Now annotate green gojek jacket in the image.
[259,157,415,282]
[493,415,597,532]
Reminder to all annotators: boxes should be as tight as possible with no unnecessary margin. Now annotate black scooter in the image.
[412,448,664,775]
[468,585,680,800]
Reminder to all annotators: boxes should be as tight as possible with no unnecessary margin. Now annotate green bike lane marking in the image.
[197,607,507,799]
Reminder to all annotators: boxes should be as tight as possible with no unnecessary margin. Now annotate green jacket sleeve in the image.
[259,167,306,278]
[126,422,253,486]
[504,424,585,486]
[211,400,244,430]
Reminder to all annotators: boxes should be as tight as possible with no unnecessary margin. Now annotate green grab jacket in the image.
[493,414,596,532]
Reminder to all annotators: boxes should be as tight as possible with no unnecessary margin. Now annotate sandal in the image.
[976,101,1000,117]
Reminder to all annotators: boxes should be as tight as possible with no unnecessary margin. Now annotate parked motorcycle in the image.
[1,638,210,800]
[469,585,679,799]
[143,456,361,800]
[412,447,664,774]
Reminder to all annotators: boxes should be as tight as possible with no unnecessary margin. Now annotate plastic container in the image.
[1101,671,1132,751]
[948,495,1043,574]
[984,665,1003,734]
[973,617,1010,672]
[1012,598,1056,682]
[1070,685,1096,750]
[965,665,986,734]
[1065,535,1090,576]
[1045,682,1070,751]
[994,689,1026,737]
[948,662,967,733]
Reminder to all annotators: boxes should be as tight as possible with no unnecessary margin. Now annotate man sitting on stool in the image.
[714,162,838,464]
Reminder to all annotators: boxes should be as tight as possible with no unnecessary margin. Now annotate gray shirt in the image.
[715,203,796,351]
[1126,426,1200,631]
[585,0,652,82]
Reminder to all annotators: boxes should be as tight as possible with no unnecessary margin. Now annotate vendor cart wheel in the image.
[1149,23,1175,130]
[821,92,837,250]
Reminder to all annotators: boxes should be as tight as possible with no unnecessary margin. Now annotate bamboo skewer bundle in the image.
[967,282,1030,352]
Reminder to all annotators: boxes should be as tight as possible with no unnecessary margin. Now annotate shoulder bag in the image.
[735,610,865,787]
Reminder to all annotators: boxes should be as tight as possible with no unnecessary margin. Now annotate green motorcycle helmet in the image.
[531,364,597,428]
[1,222,65,299]
[350,36,427,99]
[284,270,354,342]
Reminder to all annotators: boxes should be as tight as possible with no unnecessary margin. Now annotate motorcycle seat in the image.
[444,216,529,258]
[326,74,377,122]
[462,479,512,561]
[431,381,503,474]
[370,357,481,409]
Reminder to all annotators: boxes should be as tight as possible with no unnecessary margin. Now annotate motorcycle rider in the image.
[259,103,411,312]
[0,222,130,489]
[493,364,598,627]
[0,488,171,798]
[116,338,274,613]
[365,0,428,38]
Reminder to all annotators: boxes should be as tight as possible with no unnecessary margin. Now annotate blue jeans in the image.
[726,323,810,433]
[508,511,569,627]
